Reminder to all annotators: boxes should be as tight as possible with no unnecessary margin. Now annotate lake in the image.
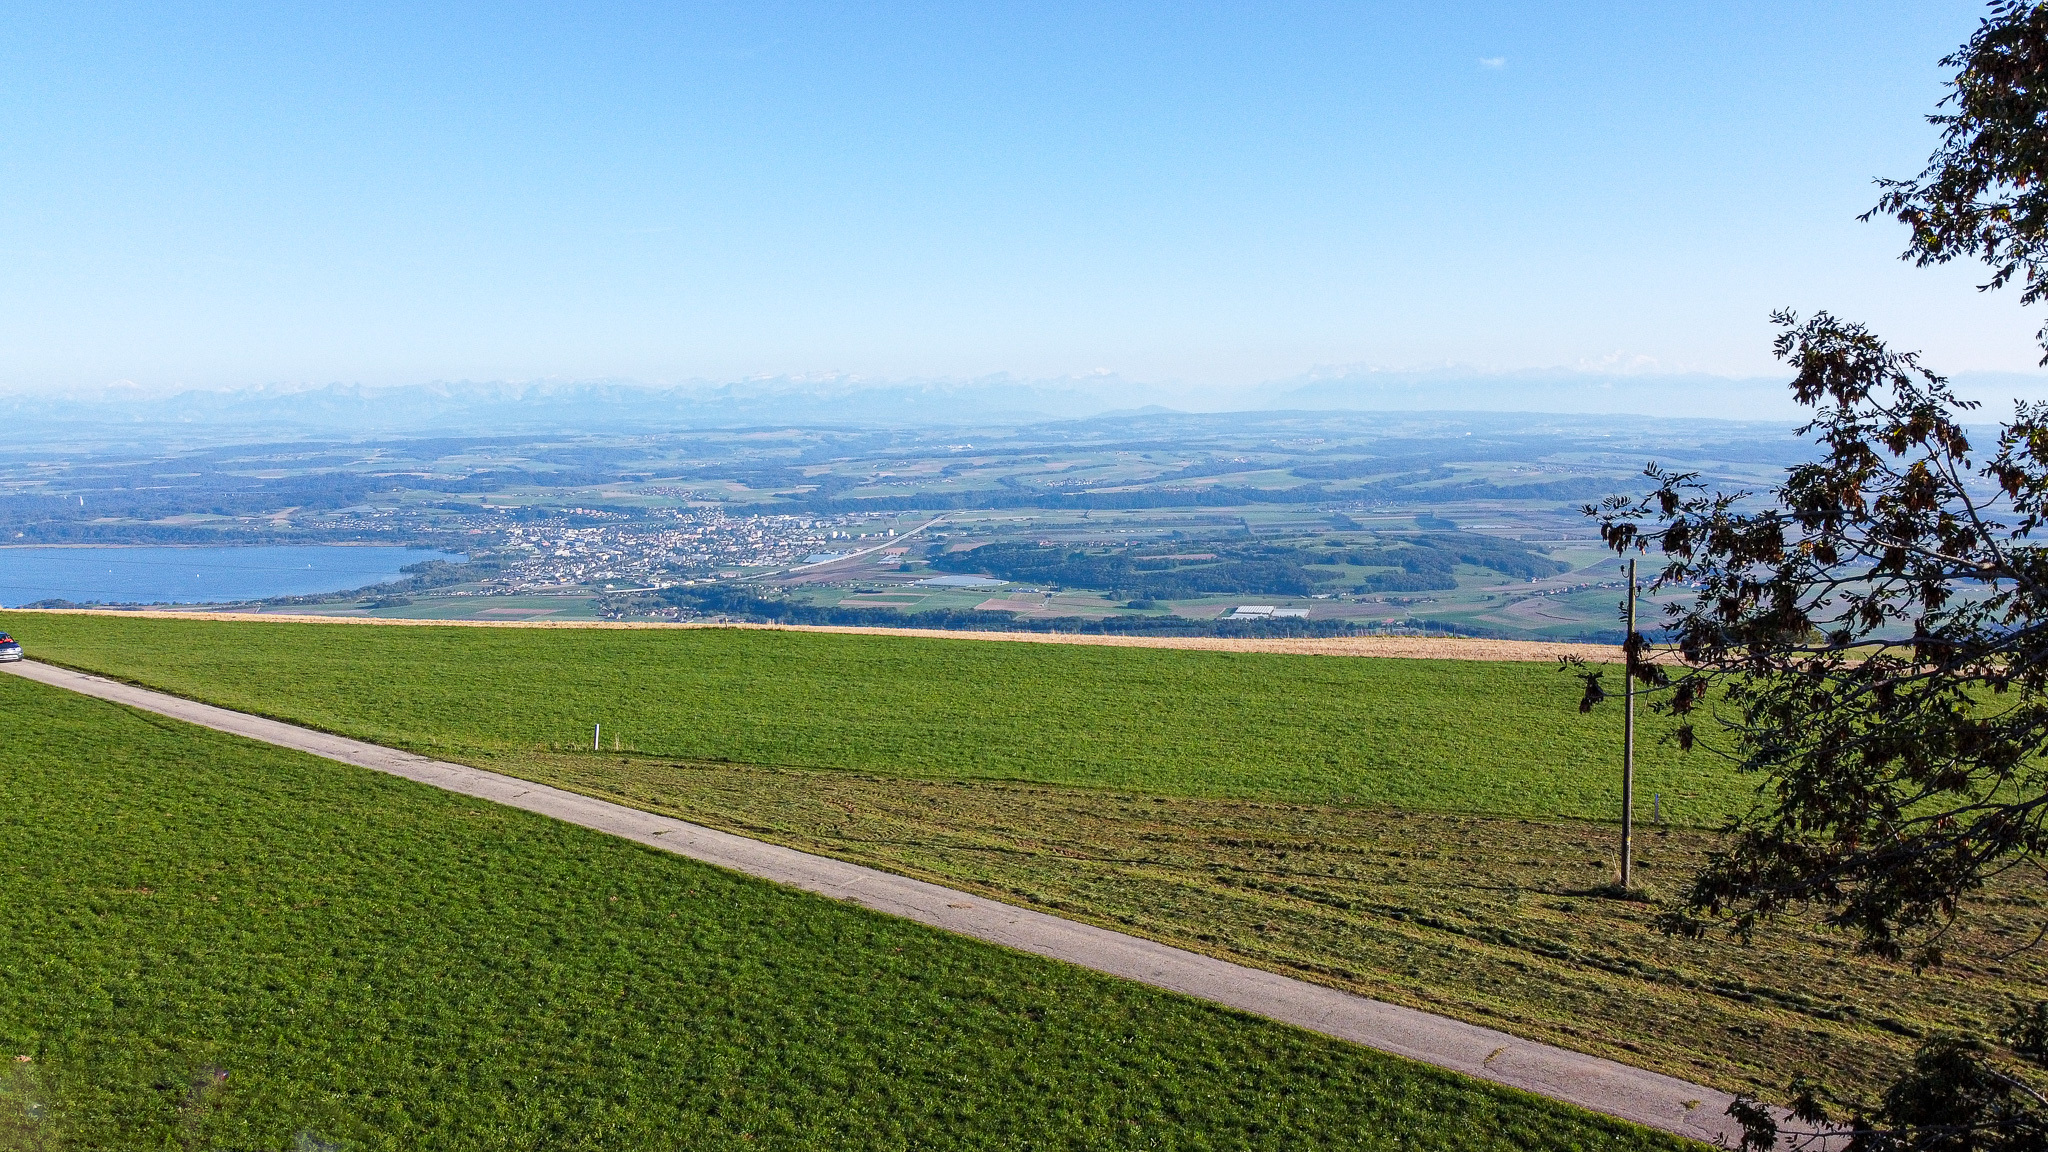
[0,546,468,607]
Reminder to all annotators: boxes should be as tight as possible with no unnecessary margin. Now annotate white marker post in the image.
[594,722,601,751]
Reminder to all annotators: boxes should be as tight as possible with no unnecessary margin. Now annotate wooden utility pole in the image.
[1621,558,1637,890]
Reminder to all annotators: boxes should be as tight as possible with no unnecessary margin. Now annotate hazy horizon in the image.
[13,363,2048,426]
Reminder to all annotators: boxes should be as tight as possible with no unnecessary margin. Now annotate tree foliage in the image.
[1597,310,2048,965]
[1577,9,2048,1143]
[1872,1,2048,359]
[1591,309,2048,1146]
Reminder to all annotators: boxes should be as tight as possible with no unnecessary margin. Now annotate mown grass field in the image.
[1,613,1747,823]
[24,613,2025,1105]
[0,672,1682,1150]
[16,612,2007,1103]
[506,754,2048,1102]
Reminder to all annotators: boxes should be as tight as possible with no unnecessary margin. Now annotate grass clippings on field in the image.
[497,753,2048,1103]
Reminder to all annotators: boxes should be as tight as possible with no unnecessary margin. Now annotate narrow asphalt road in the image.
[7,658,1780,1147]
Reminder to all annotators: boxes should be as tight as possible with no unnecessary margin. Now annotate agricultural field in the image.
[608,508,1644,640]
[12,612,2045,1105]
[0,671,1680,1150]
[505,756,2048,1101]
[1,408,1803,642]
[2,612,1735,820]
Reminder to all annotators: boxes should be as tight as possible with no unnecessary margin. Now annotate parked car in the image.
[0,633,21,662]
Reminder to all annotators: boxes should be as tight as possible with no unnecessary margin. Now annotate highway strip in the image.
[7,657,1777,1147]
[757,511,951,578]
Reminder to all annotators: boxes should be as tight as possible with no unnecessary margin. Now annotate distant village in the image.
[480,509,913,593]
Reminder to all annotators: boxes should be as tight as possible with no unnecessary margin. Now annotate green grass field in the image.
[513,754,2048,1102]
[15,613,2035,1107]
[0,613,1750,823]
[0,672,1684,1150]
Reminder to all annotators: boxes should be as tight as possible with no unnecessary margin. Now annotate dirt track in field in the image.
[5,607,1628,663]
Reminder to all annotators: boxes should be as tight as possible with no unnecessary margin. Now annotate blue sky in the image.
[2,2,2034,401]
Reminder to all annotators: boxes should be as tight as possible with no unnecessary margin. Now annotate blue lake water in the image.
[0,546,467,607]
